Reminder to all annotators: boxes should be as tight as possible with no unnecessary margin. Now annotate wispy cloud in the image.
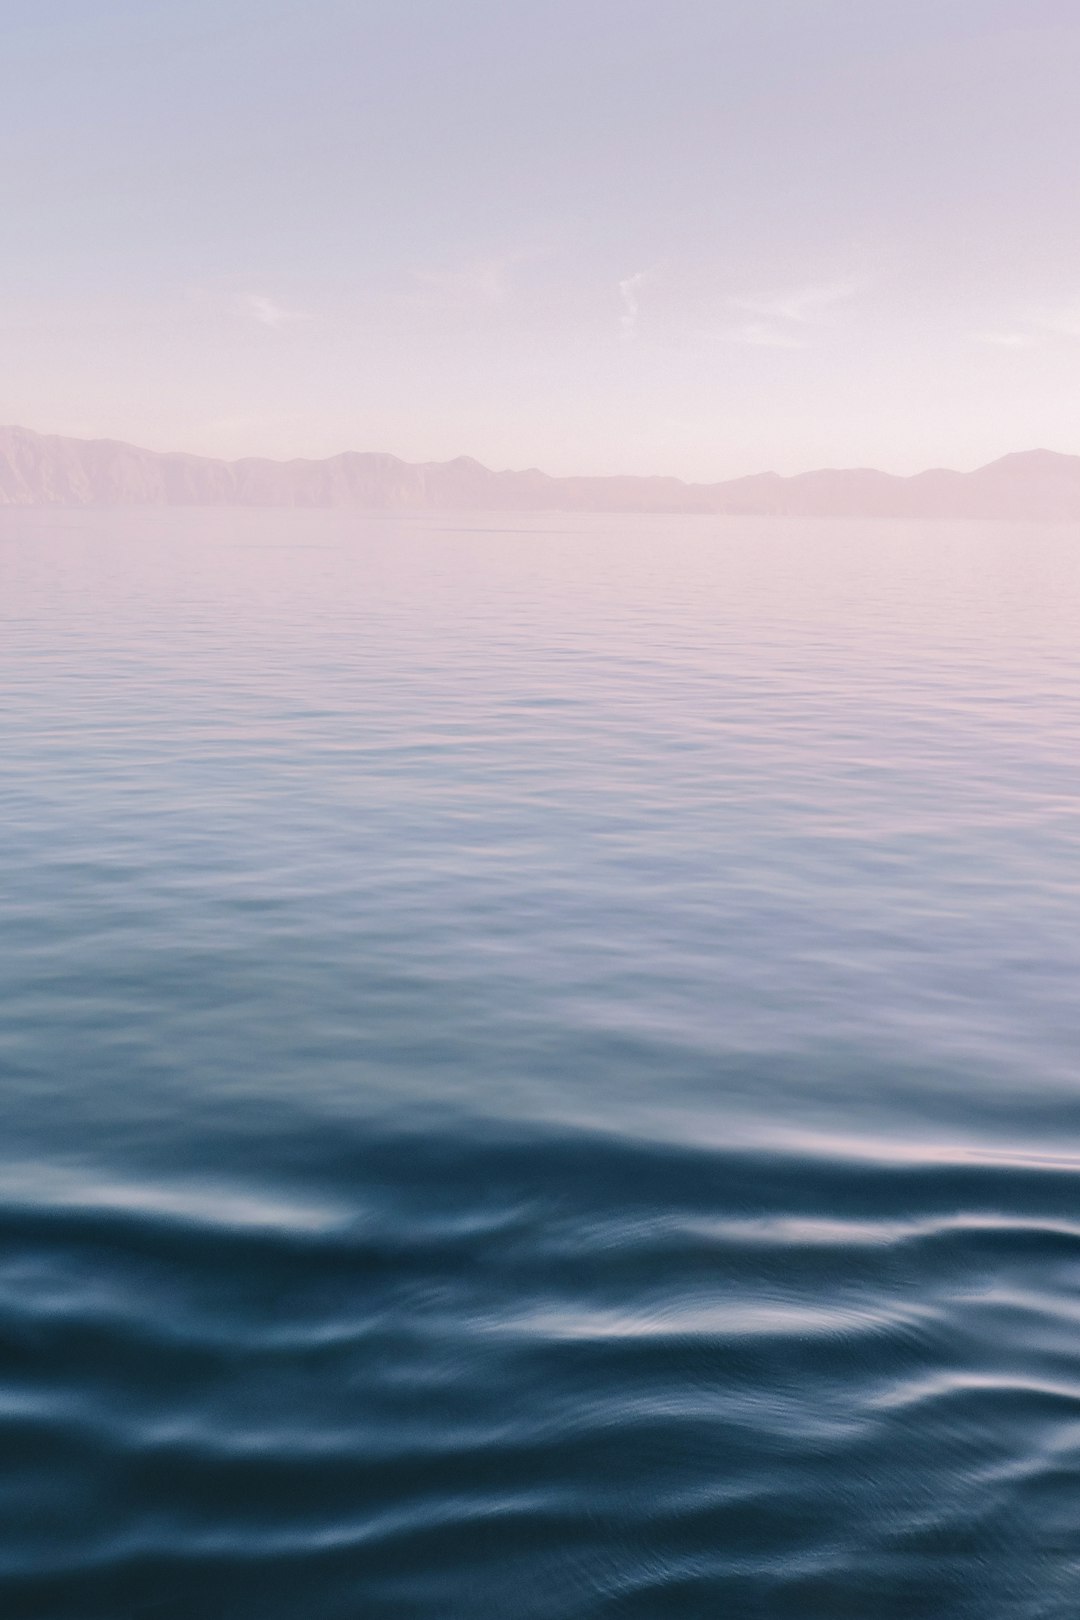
[974,331,1031,348]
[618,271,650,341]
[731,279,859,324]
[714,278,859,348]
[410,251,529,307]
[244,293,310,329]
[974,298,1080,349]
[1032,303,1080,340]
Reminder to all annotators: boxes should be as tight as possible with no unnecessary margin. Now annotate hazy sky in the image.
[3,0,1079,478]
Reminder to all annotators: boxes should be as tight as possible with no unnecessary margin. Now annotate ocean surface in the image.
[2,508,1080,1619]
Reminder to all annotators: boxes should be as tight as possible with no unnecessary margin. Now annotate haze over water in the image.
[3,509,1080,1617]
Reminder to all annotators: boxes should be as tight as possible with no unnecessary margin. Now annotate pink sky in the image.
[2,1,1078,479]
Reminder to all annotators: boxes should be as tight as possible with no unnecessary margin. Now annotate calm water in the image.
[2,508,1080,1618]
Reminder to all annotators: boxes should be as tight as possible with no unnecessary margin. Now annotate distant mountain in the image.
[2,425,1079,519]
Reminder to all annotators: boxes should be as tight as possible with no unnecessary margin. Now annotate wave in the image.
[2,1125,1079,1617]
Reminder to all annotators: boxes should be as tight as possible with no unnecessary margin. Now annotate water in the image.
[2,508,1080,1618]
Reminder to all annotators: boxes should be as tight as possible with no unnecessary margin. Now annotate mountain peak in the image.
[0,425,1078,520]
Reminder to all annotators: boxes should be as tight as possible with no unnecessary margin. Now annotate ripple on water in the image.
[0,1128,1078,1616]
[3,510,1080,1616]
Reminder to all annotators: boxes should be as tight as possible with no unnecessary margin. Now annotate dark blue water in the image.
[2,508,1080,1618]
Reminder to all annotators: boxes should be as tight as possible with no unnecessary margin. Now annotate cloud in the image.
[729,279,860,326]
[244,293,310,329]
[618,271,650,341]
[973,299,1080,348]
[713,278,859,347]
[410,253,524,306]
[1032,304,1080,340]
[974,331,1031,348]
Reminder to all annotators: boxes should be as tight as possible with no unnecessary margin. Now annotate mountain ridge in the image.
[2,425,1079,519]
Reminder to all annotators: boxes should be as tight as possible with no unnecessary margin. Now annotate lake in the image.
[2,507,1079,1618]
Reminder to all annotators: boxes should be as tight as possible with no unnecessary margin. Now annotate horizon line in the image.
[1,421,1076,489]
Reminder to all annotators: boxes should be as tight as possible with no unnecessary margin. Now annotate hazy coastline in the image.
[3,424,1079,520]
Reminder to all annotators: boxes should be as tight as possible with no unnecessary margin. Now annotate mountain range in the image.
[2,425,1079,519]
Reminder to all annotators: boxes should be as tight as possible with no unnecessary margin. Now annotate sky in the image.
[2,0,1079,479]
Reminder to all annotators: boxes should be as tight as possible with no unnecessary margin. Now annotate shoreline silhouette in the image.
[2,424,1078,519]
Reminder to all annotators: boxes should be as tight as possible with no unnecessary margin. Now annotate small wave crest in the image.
[1,1126,1079,1616]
